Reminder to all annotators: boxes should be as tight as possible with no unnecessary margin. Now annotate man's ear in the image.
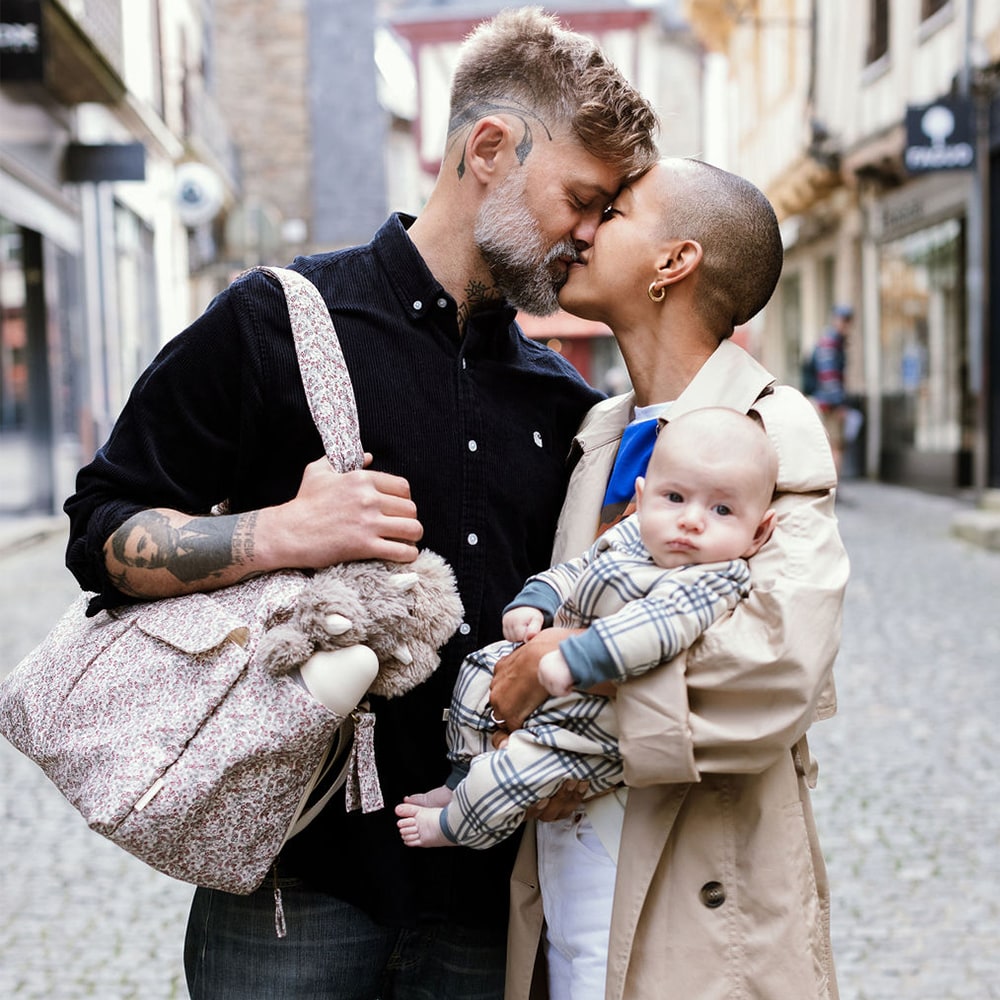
[744,507,777,558]
[657,239,704,287]
[462,117,513,183]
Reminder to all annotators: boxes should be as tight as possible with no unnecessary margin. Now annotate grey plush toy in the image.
[256,549,464,700]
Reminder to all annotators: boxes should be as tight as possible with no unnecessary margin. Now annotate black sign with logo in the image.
[0,0,43,82]
[904,96,975,173]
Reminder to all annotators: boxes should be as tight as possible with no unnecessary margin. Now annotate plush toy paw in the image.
[255,550,464,701]
[367,551,464,699]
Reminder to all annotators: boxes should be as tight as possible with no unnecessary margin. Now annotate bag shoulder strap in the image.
[245,266,366,843]
[252,265,365,474]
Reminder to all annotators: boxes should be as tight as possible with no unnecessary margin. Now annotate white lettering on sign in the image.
[0,23,39,53]
[904,143,974,169]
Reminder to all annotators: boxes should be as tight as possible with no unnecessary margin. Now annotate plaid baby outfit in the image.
[441,516,751,849]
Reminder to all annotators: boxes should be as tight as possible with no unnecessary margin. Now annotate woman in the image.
[492,158,847,1000]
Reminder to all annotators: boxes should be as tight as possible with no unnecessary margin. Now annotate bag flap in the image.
[135,592,250,654]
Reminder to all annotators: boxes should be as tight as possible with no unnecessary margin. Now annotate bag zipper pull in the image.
[272,865,287,939]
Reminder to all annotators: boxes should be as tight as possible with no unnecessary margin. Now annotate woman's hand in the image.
[488,627,582,731]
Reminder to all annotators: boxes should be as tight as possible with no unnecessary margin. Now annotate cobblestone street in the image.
[1,479,999,998]
[0,525,192,999]
[808,482,1000,999]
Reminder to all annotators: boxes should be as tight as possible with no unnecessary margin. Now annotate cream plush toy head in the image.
[256,549,464,699]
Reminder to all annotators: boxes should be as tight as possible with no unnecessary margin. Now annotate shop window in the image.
[781,271,803,387]
[866,0,889,65]
[0,217,26,430]
[114,202,160,403]
[878,219,965,478]
[820,256,835,320]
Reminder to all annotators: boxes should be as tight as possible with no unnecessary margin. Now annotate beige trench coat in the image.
[506,341,848,1000]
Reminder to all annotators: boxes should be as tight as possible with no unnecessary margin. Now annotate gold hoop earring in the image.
[647,281,666,303]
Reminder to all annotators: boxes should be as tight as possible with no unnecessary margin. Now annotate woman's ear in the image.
[657,239,704,287]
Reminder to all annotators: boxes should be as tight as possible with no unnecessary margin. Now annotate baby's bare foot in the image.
[395,802,453,848]
[402,785,453,808]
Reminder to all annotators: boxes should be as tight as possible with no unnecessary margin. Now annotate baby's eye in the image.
[600,205,620,221]
[713,504,733,517]
[667,492,684,504]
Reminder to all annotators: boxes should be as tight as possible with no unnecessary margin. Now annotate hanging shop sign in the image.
[65,143,146,183]
[904,97,975,173]
[0,0,43,82]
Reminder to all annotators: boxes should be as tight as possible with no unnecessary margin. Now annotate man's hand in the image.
[488,627,581,731]
[526,780,589,822]
[260,453,423,568]
[104,453,423,600]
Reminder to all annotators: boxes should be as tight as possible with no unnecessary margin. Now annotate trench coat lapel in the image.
[553,341,774,566]
[667,339,775,419]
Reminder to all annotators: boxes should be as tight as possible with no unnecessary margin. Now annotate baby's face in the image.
[635,438,773,569]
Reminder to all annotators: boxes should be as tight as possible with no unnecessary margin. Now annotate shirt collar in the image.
[372,212,517,336]
[372,213,447,321]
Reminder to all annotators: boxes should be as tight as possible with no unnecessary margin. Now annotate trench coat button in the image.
[699,881,726,908]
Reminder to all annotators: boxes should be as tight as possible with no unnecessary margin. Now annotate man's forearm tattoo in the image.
[231,511,258,567]
[108,509,261,589]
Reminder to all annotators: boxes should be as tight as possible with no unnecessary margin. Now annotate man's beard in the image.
[474,168,577,316]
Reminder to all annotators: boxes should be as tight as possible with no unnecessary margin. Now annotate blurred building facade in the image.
[209,0,707,387]
[688,0,1000,493]
[0,0,239,514]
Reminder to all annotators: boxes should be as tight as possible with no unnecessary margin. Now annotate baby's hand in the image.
[502,606,545,643]
[538,649,574,698]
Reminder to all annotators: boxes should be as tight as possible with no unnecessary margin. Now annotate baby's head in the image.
[634,407,778,570]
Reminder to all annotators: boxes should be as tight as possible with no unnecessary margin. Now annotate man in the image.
[490,159,848,999]
[63,9,658,998]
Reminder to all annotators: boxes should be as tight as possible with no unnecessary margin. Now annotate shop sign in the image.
[65,143,146,183]
[0,0,43,82]
[904,97,975,172]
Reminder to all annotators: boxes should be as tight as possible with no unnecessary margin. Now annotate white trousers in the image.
[537,812,617,1000]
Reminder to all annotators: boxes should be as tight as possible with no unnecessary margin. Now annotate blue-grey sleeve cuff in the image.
[560,629,616,690]
[445,763,468,790]
[503,580,561,625]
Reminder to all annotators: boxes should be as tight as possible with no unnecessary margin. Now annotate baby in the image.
[396,407,778,849]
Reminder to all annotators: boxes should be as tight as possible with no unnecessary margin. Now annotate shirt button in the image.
[699,881,726,908]
[412,300,423,311]
[468,440,478,452]
[467,533,479,546]
[458,623,471,636]
[436,297,448,309]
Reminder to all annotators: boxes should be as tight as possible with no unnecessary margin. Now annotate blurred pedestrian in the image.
[809,303,858,477]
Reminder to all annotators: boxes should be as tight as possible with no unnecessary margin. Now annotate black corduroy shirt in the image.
[65,213,604,928]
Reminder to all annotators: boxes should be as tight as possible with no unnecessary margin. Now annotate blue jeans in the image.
[184,877,506,999]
